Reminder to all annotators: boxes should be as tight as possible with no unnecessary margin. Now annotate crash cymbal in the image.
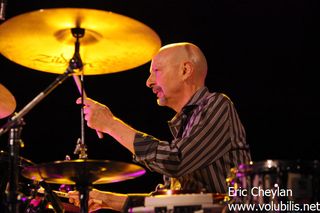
[0,8,161,75]
[0,84,16,119]
[21,159,146,185]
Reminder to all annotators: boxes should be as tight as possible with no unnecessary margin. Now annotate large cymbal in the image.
[0,83,16,119]
[0,8,161,75]
[21,159,146,185]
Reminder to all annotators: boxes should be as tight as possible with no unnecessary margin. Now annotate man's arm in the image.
[68,189,150,212]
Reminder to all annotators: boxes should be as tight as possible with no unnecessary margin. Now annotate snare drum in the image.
[228,160,320,205]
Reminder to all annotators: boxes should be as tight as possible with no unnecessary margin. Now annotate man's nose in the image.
[146,73,154,88]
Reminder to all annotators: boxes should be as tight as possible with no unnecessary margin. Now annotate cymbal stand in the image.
[77,183,91,213]
[69,27,88,160]
[6,117,24,213]
[69,27,92,213]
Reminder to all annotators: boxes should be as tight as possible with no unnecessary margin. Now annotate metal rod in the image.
[0,69,73,136]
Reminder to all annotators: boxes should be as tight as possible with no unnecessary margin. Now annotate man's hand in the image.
[68,188,128,212]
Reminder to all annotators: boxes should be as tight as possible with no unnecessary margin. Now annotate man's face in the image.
[147,51,183,107]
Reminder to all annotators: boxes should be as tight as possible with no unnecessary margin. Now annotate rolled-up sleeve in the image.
[133,132,181,175]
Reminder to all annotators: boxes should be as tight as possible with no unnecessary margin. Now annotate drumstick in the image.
[73,74,104,139]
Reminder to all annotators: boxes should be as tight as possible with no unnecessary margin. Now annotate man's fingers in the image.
[89,203,101,213]
[76,97,93,105]
[93,199,103,205]
[76,97,83,104]
[88,200,103,213]
[88,198,103,206]
[68,198,73,203]
[96,130,104,139]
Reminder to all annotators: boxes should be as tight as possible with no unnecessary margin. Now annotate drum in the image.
[227,160,320,206]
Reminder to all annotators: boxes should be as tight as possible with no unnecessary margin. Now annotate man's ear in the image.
[182,61,194,80]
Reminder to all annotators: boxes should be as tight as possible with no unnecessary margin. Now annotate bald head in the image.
[147,42,208,111]
[156,42,208,85]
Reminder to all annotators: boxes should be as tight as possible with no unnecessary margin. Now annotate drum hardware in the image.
[37,181,64,213]
[0,7,160,213]
[0,49,77,213]
[72,74,90,159]
[0,75,73,212]
[0,116,27,213]
[6,121,25,213]
[68,27,88,160]
[21,159,146,213]
[0,21,87,213]
[0,150,35,213]
[24,182,79,213]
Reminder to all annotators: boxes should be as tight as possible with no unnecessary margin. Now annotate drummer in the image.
[68,42,252,212]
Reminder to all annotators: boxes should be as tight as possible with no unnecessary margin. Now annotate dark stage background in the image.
[0,0,320,201]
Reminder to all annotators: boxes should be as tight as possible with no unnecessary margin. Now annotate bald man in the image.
[69,42,251,212]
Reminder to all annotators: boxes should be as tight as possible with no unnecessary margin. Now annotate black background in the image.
[0,0,320,198]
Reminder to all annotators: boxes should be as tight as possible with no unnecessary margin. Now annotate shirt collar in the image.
[183,86,209,107]
[169,86,209,125]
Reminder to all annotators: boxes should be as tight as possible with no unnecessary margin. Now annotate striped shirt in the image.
[133,87,251,193]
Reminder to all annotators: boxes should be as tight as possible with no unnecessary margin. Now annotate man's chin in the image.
[157,97,167,106]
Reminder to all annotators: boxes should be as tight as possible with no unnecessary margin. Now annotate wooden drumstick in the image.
[73,74,104,139]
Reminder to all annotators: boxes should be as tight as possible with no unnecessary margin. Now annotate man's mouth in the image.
[152,86,162,97]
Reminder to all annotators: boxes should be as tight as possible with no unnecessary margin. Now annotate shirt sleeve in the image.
[133,94,242,177]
